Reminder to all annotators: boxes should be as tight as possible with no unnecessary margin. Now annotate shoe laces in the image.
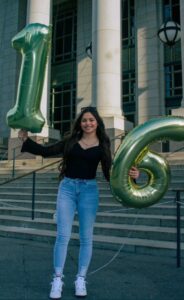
[51,275,64,289]
[75,276,87,290]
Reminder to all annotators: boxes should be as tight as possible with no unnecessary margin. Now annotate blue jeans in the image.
[54,177,99,277]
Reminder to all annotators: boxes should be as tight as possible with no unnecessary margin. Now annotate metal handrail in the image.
[0,134,183,268]
[171,188,184,268]
[0,149,8,161]
[1,133,184,223]
[0,157,62,220]
[1,133,184,187]
[110,132,124,142]
[10,137,47,177]
[0,133,123,219]
[0,158,62,186]
[1,134,184,185]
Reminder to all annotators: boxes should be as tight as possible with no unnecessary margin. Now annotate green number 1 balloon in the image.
[6,23,51,133]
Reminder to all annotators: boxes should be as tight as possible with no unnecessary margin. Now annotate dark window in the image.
[50,83,76,137]
[122,0,135,122]
[163,0,182,110]
[122,0,135,47]
[52,8,77,64]
[126,114,135,123]
[165,63,182,107]
[163,0,180,23]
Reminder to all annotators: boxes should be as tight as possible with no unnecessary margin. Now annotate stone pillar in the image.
[26,0,55,138]
[172,0,184,110]
[92,0,132,150]
[8,0,59,159]
[170,0,184,151]
[179,0,184,107]
[11,0,60,139]
[135,0,165,124]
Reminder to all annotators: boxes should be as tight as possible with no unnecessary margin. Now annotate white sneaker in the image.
[50,276,64,299]
[75,276,87,297]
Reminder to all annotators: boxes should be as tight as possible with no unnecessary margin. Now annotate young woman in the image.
[18,107,139,299]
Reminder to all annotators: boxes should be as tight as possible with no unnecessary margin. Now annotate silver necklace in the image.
[81,138,98,147]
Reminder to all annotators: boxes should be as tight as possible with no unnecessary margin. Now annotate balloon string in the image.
[68,198,180,276]
[88,211,140,276]
[0,199,175,212]
[176,201,184,207]
[102,199,177,213]
[0,198,182,276]
[87,199,184,276]
[0,201,29,209]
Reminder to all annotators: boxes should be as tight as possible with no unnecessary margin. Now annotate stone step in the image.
[0,198,182,215]
[0,192,58,201]
[0,185,111,194]
[0,187,59,194]
[0,171,59,177]
[96,211,184,227]
[0,161,183,258]
[0,202,119,216]
[0,224,183,258]
[0,166,181,177]
[0,215,183,242]
[0,158,60,168]
[0,180,105,188]
[0,193,116,203]
[0,171,104,177]
[0,199,57,209]
[2,183,180,198]
[0,202,183,227]
[0,186,175,200]
[92,223,184,242]
[0,207,54,219]
[0,165,183,173]
[0,175,104,186]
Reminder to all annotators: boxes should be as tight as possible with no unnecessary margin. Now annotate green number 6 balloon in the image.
[110,116,184,208]
[6,23,51,133]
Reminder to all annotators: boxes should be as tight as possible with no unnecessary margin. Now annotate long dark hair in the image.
[59,107,112,179]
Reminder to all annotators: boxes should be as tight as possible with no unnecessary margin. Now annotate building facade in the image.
[0,0,183,157]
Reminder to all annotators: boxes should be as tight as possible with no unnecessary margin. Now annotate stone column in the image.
[173,0,184,109]
[26,0,54,138]
[8,0,59,159]
[27,0,51,24]
[170,0,184,151]
[179,0,184,107]
[11,0,59,138]
[135,0,165,124]
[92,0,132,149]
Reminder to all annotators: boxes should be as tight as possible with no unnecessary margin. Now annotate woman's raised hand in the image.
[128,166,140,179]
[18,129,28,142]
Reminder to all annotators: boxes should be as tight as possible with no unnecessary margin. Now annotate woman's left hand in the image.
[129,166,140,179]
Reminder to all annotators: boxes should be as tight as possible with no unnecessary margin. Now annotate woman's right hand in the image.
[18,129,28,142]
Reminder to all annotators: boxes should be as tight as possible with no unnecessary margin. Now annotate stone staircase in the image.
[0,157,183,258]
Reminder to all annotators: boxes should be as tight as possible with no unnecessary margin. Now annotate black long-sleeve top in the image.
[21,138,111,181]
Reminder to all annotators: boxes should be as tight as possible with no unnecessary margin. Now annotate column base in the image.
[170,107,184,153]
[8,125,60,160]
[102,115,133,153]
